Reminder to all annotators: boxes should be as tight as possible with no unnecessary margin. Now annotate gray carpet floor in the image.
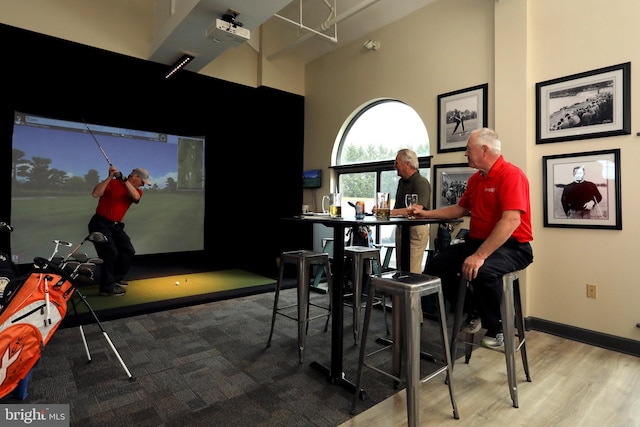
[0,287,461,426]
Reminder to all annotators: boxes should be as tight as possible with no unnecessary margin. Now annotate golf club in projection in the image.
[83,120,124,180]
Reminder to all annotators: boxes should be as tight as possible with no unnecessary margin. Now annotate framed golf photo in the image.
[432,163,476,210]
[536,62,631,144]
[542,149,621,230]
[437,83,488,153]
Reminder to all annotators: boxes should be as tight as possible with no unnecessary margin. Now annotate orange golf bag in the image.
[0,258,75,399]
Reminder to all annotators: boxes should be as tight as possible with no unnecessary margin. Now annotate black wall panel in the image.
[0,23,310,278]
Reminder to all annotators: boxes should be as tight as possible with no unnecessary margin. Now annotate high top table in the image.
[284,215,461,396]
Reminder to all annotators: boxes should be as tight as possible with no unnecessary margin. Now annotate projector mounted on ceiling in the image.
[206,11,250,45]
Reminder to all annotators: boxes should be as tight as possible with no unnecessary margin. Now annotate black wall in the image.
[0,23,311,278]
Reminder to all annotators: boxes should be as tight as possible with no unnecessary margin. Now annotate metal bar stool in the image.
[312,238,334,292]
[267,250,333,364]
[373,243,396,272]
[342,246,389,344]
[351,271,459,427]
[450,271,531,408]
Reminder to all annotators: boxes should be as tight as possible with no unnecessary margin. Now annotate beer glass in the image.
[322,193,342,218]
[375,192,390,220]
[405,194,418,219]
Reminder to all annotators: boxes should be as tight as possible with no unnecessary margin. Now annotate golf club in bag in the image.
[0,230,135,399]
[0,222,18,300]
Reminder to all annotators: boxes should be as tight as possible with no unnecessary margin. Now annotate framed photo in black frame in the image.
[542,149,621,230]
[432,163,476,209]
[437,83,488,153]
[536,62,630,144]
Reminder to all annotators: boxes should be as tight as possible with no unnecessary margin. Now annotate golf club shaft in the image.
[83,120,112,166]
[64,239,87,262]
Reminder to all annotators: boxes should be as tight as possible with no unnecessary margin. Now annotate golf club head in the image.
[49,239,73,261]
[76,265,95,277]
[33,257,51,269]
[70,253,89,263]
[0,222,14,233]
[64,232,108,261]
[62,261,81,275]
[71,273,95,286]
[87,257,104,265]
[86,232,108,244]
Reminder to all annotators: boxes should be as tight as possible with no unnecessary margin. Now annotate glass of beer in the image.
[322,193,342,218]
[375,192,390,220]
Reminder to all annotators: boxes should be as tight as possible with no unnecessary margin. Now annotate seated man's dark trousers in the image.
[424,238,533,333]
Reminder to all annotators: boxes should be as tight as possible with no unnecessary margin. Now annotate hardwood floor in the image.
[340,330,640,427]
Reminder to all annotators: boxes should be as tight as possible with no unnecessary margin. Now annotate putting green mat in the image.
[66,269,276,319]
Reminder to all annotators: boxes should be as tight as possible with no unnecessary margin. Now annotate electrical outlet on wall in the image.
[586,284,598,299]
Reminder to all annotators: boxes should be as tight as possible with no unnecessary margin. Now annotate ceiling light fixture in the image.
[163,54,195,79]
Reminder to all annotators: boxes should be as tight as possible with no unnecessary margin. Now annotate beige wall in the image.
[0,0,305,95]
[526,0,639,339]
[2,0,639,342]
[0,0,153,58]
[200,25,306,95]
[304,0,640,342]
[304,0,494,190]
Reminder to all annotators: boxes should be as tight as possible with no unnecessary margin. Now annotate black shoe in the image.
[116,281,128,287]
[461,316,482,334]
[99,285,126,297]
[461,310,482,334]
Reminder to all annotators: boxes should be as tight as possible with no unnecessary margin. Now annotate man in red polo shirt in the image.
[412,128,533,348]
[88,165,151,296]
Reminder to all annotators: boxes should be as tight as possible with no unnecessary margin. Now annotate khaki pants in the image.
[395,224,430,273]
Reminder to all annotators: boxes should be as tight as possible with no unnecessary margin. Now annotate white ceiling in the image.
[150,0,440,72]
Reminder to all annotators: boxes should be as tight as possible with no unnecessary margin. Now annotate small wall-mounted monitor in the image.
[302,169,322,188]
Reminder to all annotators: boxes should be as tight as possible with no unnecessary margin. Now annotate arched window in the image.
[330,99,432,263]
[335,99,430,165]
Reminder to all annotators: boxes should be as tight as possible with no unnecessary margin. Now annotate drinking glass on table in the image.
[405,193,418,219]
[375,192,390,220]
[322,193,342,218]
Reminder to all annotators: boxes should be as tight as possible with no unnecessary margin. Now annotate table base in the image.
[309,361,368,400]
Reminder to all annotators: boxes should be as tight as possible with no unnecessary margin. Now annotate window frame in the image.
[331,157,433,192]
[328,98,433,257]
[330,156,432,250]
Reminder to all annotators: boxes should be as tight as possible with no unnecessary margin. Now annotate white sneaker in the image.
[481,332,504,349]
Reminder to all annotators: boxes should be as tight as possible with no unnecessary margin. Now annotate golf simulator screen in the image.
[10,111,205,264]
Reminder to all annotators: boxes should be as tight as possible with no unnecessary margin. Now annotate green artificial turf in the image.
[68,269,276,316]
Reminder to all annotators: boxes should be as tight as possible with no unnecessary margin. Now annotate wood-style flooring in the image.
[341,330,640,427]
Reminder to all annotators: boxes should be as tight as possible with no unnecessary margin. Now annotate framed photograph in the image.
[542,149,621,230]
[433,163,476,209]
[536,62,630,144]
[437,83,488,153]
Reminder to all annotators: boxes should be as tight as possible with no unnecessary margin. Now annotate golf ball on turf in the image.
[175,281,180,285]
